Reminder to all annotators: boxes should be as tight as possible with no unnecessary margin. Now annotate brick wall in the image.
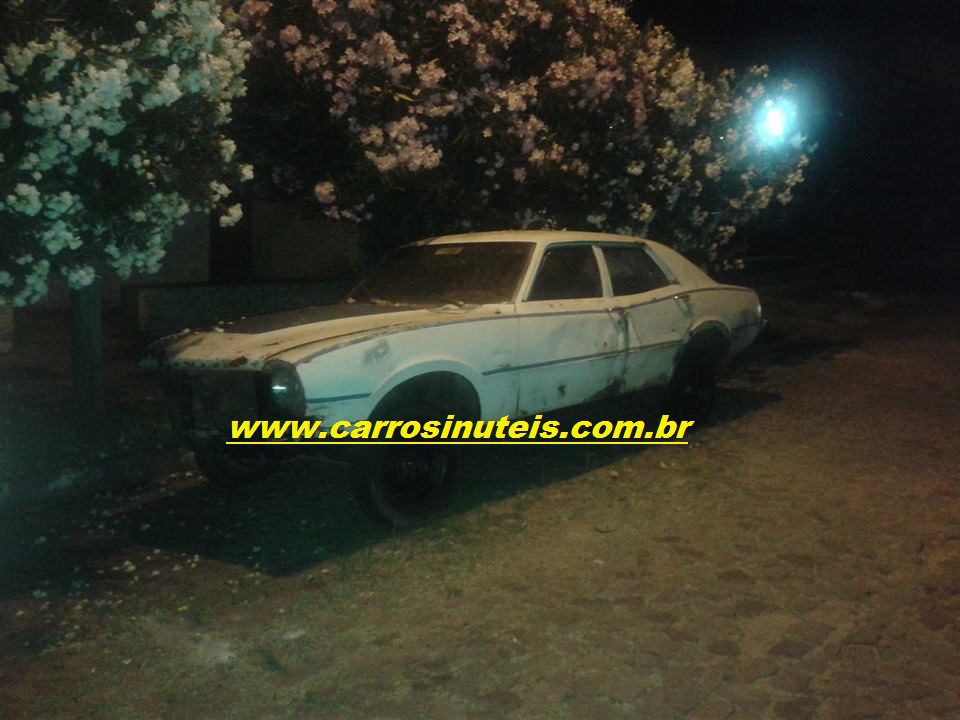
[251,201,359,281]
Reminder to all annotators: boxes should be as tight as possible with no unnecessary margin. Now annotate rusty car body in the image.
[150,230,765,524]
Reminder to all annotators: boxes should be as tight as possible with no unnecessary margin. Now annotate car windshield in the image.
[348,241,535,306]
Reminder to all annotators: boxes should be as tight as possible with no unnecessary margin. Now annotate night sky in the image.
[631,1,960,286]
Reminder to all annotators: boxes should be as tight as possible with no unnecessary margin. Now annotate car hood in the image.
[150,302,467,369]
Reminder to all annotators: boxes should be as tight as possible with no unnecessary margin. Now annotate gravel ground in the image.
[1,290,959,719]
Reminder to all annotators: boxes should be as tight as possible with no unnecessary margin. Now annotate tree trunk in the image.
[71,279,105,419]
[0,304,13,354]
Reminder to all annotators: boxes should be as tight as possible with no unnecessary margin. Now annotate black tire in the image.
[357,376,475,527]
[665,351,719,426]
[359,437,460,528]
[194,446,276,488]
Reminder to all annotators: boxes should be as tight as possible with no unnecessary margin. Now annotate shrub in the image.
[0,0,253,305]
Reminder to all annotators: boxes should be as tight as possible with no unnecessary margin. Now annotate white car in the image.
[150,231,765,524]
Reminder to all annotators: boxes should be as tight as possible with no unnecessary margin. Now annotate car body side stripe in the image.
[305,392,371,404]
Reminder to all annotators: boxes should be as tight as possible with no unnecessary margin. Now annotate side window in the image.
[603,245,671,296]
[527,246,602,301]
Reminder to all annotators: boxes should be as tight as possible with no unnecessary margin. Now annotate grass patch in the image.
[257,647,288,675]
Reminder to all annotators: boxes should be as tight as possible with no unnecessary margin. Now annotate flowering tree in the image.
[0,0,252,306]
[611,25,811,268]
[235,0,810,268]
[234,0,647,259]
[0,0,251,412]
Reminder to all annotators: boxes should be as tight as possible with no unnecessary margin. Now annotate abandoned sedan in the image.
[150,231,765,525]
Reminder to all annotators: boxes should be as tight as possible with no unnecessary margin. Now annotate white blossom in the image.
[1,0,251,303]
[219,203,244,227]
[209,180,231,200]
[63,264,96,289]
[220,138,237,161]
[6,184,42,216]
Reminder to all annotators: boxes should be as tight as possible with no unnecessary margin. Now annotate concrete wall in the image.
[130,279,353,339]
[132,201,361,338]
[35,212,212,310]
[251,201,359,281]
[24,200,362,339]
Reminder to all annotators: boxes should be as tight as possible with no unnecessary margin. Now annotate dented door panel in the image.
[511,301,626,416]
[621,293,691,391]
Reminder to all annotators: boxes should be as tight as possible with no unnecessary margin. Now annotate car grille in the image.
[167,370,262,434]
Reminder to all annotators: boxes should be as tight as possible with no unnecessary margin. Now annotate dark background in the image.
[631,0,960,291]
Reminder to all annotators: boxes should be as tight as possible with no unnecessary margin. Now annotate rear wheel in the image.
[665,351,719,426]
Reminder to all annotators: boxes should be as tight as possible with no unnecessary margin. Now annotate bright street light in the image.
[757,98,798,148]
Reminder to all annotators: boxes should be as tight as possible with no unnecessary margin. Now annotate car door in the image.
[599,243,691,391]
[512,243,627,415]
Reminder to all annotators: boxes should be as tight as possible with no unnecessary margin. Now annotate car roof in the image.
[414,230,716,288]
[415,229,661,249]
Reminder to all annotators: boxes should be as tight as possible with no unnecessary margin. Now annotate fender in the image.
[680,319,733,363]
[686,318,732,341]
[367,357,486,417]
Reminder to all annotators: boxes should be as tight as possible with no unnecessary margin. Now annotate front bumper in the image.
[165,368,264,443]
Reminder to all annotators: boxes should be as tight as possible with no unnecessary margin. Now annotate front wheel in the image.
[358,441,460,528]
[357,377,474,526]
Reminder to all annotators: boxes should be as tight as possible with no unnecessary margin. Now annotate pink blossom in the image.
[358,126,384,147]
[416,62,446,89]
[348,0,378,15]
[238,0,807,273]
[238,0,272,26]
[278,25,301,47]
[313,181,336,204]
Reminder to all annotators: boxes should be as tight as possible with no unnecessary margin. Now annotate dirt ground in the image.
[1,287,959,719]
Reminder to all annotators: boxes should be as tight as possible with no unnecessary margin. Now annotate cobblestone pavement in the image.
[1,295,959,719]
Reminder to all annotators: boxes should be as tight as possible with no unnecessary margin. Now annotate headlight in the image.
[263,361,305,416]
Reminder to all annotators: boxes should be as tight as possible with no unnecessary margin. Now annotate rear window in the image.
[602,245,671,296]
